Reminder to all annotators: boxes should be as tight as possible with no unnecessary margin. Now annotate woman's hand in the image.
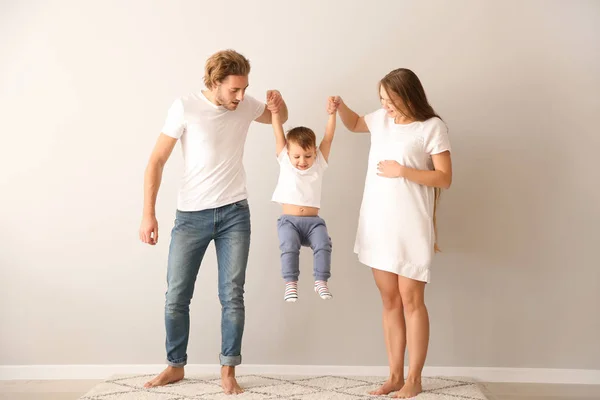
[327,96,342,114]
[377,160,405,178]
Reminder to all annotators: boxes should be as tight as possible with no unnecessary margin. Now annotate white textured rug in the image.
[79,374,488,399]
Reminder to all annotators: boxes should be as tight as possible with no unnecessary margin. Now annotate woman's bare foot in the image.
[221,366,243,395]
[395,379,422,398]
[368,378,404,395]
[144,366,184,388]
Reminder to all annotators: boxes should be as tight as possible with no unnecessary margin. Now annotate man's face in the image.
[215,75,249,111]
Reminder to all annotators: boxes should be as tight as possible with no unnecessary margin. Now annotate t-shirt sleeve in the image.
[161,98,185,139]
[363,108,386,134]
[317,149,329,170]
[424,118,451,155]
[276,146,288,164]
[244,95,266,120]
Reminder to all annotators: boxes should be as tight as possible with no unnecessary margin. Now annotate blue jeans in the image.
[277,215,332,282]
[164,199,251,367]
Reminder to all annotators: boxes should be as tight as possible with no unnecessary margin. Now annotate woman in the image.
[331,68,452,398]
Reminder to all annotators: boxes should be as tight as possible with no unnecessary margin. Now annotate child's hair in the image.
[203,49,251,90]
[379,68,446,252]
[286,127,316,150]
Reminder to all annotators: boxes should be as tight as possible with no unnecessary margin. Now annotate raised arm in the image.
[319,97,337,162]
[269,95,287,156]
[255,90,288,124]
[332,96,369,133]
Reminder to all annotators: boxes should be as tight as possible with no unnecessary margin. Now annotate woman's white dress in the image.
[354,109,451,282]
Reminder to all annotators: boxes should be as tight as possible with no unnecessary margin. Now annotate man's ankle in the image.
[221,365,235,377]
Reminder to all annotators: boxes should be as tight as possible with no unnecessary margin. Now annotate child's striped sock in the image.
[284,281,298,302]
[314,280,332,300]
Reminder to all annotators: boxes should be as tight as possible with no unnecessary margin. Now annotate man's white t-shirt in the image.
[161,91,265,211]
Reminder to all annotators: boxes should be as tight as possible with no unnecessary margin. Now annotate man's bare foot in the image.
[395,379,422,398]
[221,366,243,395]
[368,379,404,395]
[144,366,184,388]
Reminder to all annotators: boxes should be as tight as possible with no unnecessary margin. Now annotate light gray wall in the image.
[1,0,598,369]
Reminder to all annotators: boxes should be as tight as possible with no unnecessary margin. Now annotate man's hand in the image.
[267,90,283,114]
[139,214,159,245]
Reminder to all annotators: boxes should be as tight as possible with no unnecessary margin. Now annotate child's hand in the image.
[267,90,283,114]
[327,96,341,114]
[267,98,278,114]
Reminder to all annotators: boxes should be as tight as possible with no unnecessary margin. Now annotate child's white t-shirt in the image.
[271,147,328,208]
[161,91,265,211]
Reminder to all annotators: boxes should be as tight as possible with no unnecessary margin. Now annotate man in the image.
[139,49,287,394]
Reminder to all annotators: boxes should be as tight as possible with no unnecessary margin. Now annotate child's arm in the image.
[319,97,337,162]
[270,97,287,156]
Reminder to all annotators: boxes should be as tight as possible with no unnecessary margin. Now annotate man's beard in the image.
[216,88,239,110]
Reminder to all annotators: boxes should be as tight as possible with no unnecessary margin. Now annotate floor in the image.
[0,380,599,399]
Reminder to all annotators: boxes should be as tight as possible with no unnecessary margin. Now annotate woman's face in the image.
[379,85,408,119]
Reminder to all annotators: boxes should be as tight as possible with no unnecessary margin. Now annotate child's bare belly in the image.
[282,204,320,216]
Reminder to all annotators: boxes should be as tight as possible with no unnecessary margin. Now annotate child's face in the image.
[288,142,317,170]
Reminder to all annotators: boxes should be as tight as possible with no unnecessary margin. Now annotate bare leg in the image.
[369,269,406,395]
[395,275,428,398]
[221,366,243,395]
[144,366,184,388]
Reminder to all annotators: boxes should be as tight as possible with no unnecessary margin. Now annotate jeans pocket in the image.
[233,199,249,209]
